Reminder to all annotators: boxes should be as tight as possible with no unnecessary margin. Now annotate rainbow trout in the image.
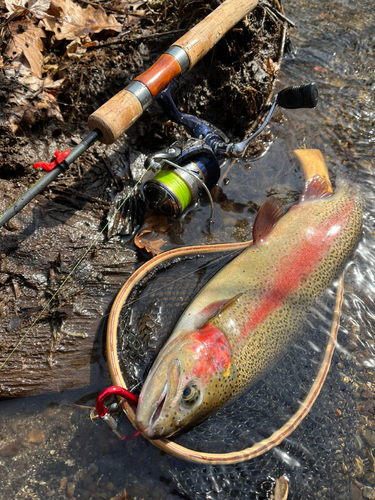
[135,176,363,439]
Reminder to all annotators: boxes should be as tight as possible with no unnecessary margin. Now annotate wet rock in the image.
[363,487,375,500]
[87,462,99,475]
[83,473,97,494]
[366,473,375,486]
[27,429,45,444]
[363,429,375,448]
[4,218,23,232]
[60,477,68,491]
[6,315,22,332]
[66,481,75,498]
[0,439,22,457]
[351,483,364,500]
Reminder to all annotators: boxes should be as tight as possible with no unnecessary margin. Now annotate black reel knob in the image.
[276,82,319,109]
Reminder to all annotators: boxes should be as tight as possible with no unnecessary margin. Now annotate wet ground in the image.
[0,0,375,499]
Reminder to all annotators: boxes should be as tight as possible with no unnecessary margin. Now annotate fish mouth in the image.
[146,382,168,438]
[136,359,181,439]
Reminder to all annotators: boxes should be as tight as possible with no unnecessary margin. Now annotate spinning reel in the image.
[143,82,319,219]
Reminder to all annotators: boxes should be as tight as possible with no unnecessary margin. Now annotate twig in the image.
[50,187,111,206]
[102,155,122,191]
[69,71,84,124]
[87,28,185,50]
[258,0,296,27]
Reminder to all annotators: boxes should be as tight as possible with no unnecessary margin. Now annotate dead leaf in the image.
[5,0,26,13]
[265,57,280,77]
[5,20,45,78]
[5,60,63,131]
[271,475,289,500]
[5,59,43,92]
[5,0,53,19]
[28,0,54,19]
[44,75,66,90]
[134,212,171,256]
[42,0,122,41]
[64,34,91,59]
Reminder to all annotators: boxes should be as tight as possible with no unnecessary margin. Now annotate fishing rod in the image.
[0,0,318,228]
[0,0,260,228]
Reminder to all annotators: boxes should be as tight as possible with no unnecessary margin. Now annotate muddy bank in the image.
[0,0,286,397]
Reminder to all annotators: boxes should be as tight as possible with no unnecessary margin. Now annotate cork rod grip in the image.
[88,0,258,144]
[173,0,258,68]
[88,89,143,145]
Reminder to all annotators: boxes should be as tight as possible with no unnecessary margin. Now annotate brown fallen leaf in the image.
[134,212,172,256]
[64,35,92,59]
[265,57,280,77]
[5,20,45,78]
[5,60,64,131]
[6,59,43,92]
[42,0,122,41]
[5,0,54,19]
[272,475,289,500]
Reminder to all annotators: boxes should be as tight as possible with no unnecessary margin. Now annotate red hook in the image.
[34,149,71,172]
[95,386,139,439]
[95,385,138,418]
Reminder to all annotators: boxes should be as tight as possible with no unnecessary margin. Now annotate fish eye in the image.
[182,384,200,405]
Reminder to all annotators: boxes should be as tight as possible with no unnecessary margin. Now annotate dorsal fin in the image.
[299,174,332,203]
[195,294,243,329]
[253,196,284,244]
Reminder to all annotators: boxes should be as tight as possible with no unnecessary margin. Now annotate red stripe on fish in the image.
[243,198,355,335]
[192,324,232,381]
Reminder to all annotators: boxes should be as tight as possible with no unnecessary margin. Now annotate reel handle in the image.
[276,83,319,109]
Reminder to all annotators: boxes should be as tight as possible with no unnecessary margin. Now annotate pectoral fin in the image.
[194,293,243,329]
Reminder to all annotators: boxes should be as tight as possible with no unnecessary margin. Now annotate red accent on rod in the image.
[34,149,70,172]
[95,386,139,418]
[135,54,182,98]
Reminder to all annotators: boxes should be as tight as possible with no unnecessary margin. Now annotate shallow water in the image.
[1,0,374,499]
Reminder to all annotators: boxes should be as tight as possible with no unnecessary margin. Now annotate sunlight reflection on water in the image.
[0,0,374,499]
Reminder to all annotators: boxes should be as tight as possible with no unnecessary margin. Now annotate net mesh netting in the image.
[116,251,358,499]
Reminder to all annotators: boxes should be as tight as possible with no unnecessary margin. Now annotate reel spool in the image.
[143,138,220,219]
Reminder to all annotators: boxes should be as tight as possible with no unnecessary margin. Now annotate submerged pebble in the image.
[363,487,375,500]
[27,429,44,444]
[363,429,375,448]
[66,481,75,498]
[0,440,22,457]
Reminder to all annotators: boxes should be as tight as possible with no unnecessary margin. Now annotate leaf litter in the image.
[1,0,141,130]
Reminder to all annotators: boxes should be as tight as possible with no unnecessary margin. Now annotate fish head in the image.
[135,324,232,439]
